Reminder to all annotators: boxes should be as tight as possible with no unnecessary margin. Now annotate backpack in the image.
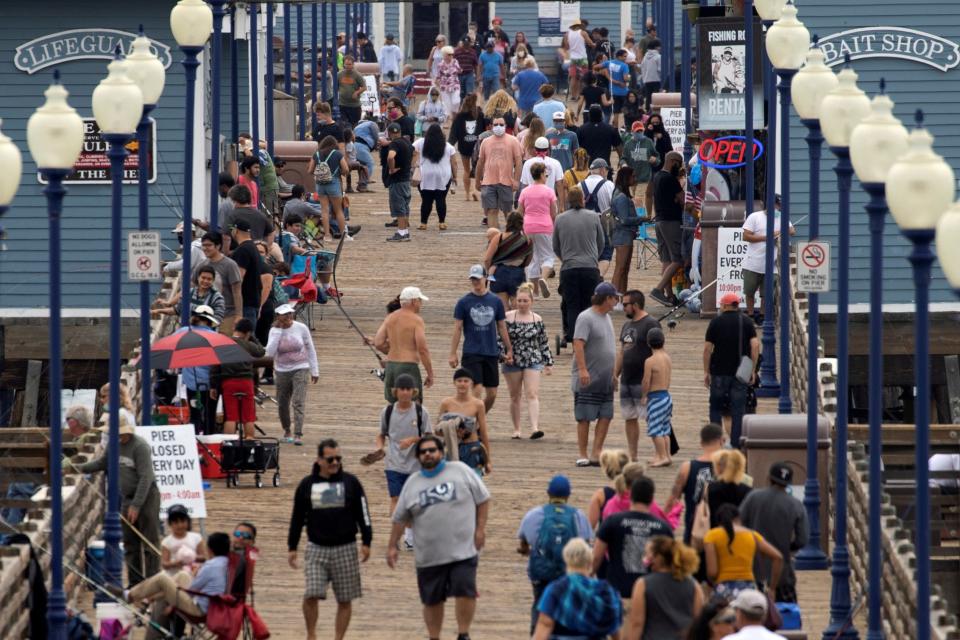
[529,503,579,582]
[313,149,337,184]
[384,402,423,436]
[582,179,616,238]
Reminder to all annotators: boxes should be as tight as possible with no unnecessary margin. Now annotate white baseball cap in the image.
[534,136,550,150]
[468,264,487,279]
[274,303,296,316]
[552,111,566,121]
[399,286,429,302]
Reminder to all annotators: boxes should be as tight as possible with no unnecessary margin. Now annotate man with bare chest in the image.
[640,328,673,467]
[374,287,435,402]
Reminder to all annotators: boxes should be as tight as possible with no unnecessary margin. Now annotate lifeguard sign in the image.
[698,136,764,170]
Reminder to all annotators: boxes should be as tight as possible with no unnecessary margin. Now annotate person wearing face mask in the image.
[474,116,523,230]
[417,88,448,133]
[546,111,580,172]
[622,120,660,218]
[645,114,674,173]
[382,97,416,144]
[435,46,463,118]
[650,151,686,307]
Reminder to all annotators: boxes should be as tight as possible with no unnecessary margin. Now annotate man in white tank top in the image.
[562,20,594,101]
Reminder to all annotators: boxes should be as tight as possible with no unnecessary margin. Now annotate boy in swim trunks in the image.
[640,328,673,467]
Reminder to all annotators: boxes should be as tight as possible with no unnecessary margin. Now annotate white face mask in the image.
[492,125,506,136]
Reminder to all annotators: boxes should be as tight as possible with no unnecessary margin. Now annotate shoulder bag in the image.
[735,312,754,384]
[690,485,711,550]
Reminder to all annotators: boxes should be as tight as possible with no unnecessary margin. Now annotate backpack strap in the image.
[385,402,423,436]
[582,178,605,212]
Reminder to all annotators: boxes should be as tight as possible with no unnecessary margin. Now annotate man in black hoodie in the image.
[288,438,372,640]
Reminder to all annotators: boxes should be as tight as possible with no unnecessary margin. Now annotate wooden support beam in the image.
[945,355,960,423]
[19,361,41,428]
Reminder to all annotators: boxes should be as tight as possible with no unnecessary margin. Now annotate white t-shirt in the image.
[161,531,203,575]
[580,174,615,212]
[413,139,457,191]
[722,625,788,640]
[742,209,792,274]
[520,155,564,189]
[567,29,587,60]
[930,454,960,490]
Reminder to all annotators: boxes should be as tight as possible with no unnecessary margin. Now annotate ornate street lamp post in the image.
[27,78,78,639]
[171,0,213,327]
[125,28,166,427]
[92,51,144,594]
[819,59,871,640]
[887,113,955,640]
[790,42,837,571]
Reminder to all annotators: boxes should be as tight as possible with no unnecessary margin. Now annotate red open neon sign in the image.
[698,136,765,169]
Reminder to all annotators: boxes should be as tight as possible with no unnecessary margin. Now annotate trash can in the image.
[700,200,763,317]
[274,140,320,193]
[741,414,831,555]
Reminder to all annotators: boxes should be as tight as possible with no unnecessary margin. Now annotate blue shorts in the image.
[385,470,410,498]
[502,363,544,374]
[489,264,526,297]
[314,180,343,197]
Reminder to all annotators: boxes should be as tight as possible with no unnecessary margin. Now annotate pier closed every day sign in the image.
[135,424,207,518]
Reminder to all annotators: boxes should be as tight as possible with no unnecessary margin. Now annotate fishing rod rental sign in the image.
[698,17,764,131]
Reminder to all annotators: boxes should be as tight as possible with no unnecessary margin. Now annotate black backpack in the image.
[384,403,423,436]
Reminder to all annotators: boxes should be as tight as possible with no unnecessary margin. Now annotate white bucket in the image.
[94,602,134,634]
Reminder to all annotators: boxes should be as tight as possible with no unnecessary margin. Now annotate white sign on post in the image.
[716,226,761,309]
[135,424,207,518]
[797,241,831,292]
[660,107,687,152]
[127,231,161,281]
[360,75,381,118]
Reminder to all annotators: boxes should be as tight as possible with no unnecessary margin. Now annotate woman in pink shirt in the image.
[517,162,558,297]
[601,461,683,528]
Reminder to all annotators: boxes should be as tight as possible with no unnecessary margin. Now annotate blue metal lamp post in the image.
[790,43,837,570]
[92,50,144,594]
[742,0,754,221]
[331,2,339,120]
[680,2,694,162]
[312,3,319,131]
[249,1,261,189]
[887,114,955,640]
[171,0,213,328]
[27,79,78,640]
[125,29,166,428]
[207,0,227,231]
[753,0,786,397]
[283,2,291,95]
[296,3,305,139]
[266,2,275,158]
[819,59,871,640]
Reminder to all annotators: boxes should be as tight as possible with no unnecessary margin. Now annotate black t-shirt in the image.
[704,310,757,376]
[596,510,673,598]
[232,240,262,310]
[577,122,621,164]
[381,137,413,185]
[652,170,683,222]
[581,85,605,111]
[450,112,487,156]
[312,120,344,144]
[395,115,416,142]
[619,315,662,385]
[707,481,753,527]
[225,206,274,240]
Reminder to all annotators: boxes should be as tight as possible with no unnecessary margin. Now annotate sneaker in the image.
[283,433,294,444]
[357,185,372,193]
[384,219,398,228]
[345,186,355,193]
[537,278,550,298]
[347,224,362,237]
[480,217,487,227]
[649,289,672,306]
[294,436,303,446]
[403,540,415,552]
[667,295,682,307]
[456,635,471,640]
[386,232,411,242]
[259,375,274,386]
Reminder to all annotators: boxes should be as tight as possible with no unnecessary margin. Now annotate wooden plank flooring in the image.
[86,182,840,638]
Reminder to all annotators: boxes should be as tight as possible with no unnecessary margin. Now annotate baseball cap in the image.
[399,286,429,302]
[547,474,572,497]
[385,33,395,41]
[274,303,296,316]
[191,304,220,326]
[594,282,620,297]
[552,110,566,121]
[231,219,251,232]
[769,462,793,486]
[386,122,401,134]
[534,136,549,150]
[589,158,609,170]
[492,16,503,24]
[631,121,644,133]
[731,590,768,617]
[394,373,417,389]
[468,264,487,279]
[719,292,741,306]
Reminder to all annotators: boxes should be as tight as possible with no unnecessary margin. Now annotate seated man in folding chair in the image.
[116,531,231,638]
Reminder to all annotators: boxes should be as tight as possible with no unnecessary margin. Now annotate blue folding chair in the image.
[635,217,658,270]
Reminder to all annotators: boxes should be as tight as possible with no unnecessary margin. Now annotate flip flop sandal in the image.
[360,449,386,465]
[530,430,545,440]
[511,434,521,439]
[576,458,591,467]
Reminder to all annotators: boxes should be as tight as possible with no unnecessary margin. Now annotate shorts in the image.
[481,184,514,213]
[315,180,343,197]
[502,363,544,374]
[385,470,410,498]
[743,268,765,298]
[489,264,526,297]
[574,391,614,422]
[389,181,412,217]
[221,377,256,423]
[416,555,479,605]
[613,94,626,113]
[461,353,500,388]
[619,384,646,421]
[656,220,683,263]
[340,105,361,125]
[383,361,423,403]
[568,59,588,78]
[304,542,362,602]
[645,389,673,437]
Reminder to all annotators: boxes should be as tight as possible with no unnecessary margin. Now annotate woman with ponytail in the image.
[601,461,682,528]
[703,504,783,601]
[627,536,704,640]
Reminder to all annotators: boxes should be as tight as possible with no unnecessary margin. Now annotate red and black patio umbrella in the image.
[150,328,254,369]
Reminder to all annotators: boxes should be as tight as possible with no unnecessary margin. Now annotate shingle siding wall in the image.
[788,0,960,305]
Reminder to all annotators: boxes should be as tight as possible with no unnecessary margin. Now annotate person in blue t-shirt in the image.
[604,49,632,129]
[512,59,550,115]
[450,264,514,414]
[479,42,506,100]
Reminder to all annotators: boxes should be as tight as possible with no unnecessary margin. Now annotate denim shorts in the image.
[502,363,544,374]
[489,264,526,296]
[314,180,343,197]
[389,181,412,217]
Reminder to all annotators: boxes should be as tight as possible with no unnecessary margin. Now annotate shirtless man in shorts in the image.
[437,368,492,474]
[374,286,435,402]
[640,327,673,467]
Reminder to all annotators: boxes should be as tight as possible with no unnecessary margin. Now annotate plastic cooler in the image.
[197,434,239,479]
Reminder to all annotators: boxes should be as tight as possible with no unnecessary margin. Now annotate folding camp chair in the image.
[635,222,659,270]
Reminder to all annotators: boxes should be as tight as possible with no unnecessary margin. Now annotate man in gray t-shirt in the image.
[387,435,490,640]
[194,232,243,334]
[571,282,619,466]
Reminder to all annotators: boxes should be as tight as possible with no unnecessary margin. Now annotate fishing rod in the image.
[329,233,387,379]
[657,277,719,323]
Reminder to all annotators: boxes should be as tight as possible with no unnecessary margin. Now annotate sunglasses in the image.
[233,530,253,540]
[324,455,343,463]
[418,447,439,455]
